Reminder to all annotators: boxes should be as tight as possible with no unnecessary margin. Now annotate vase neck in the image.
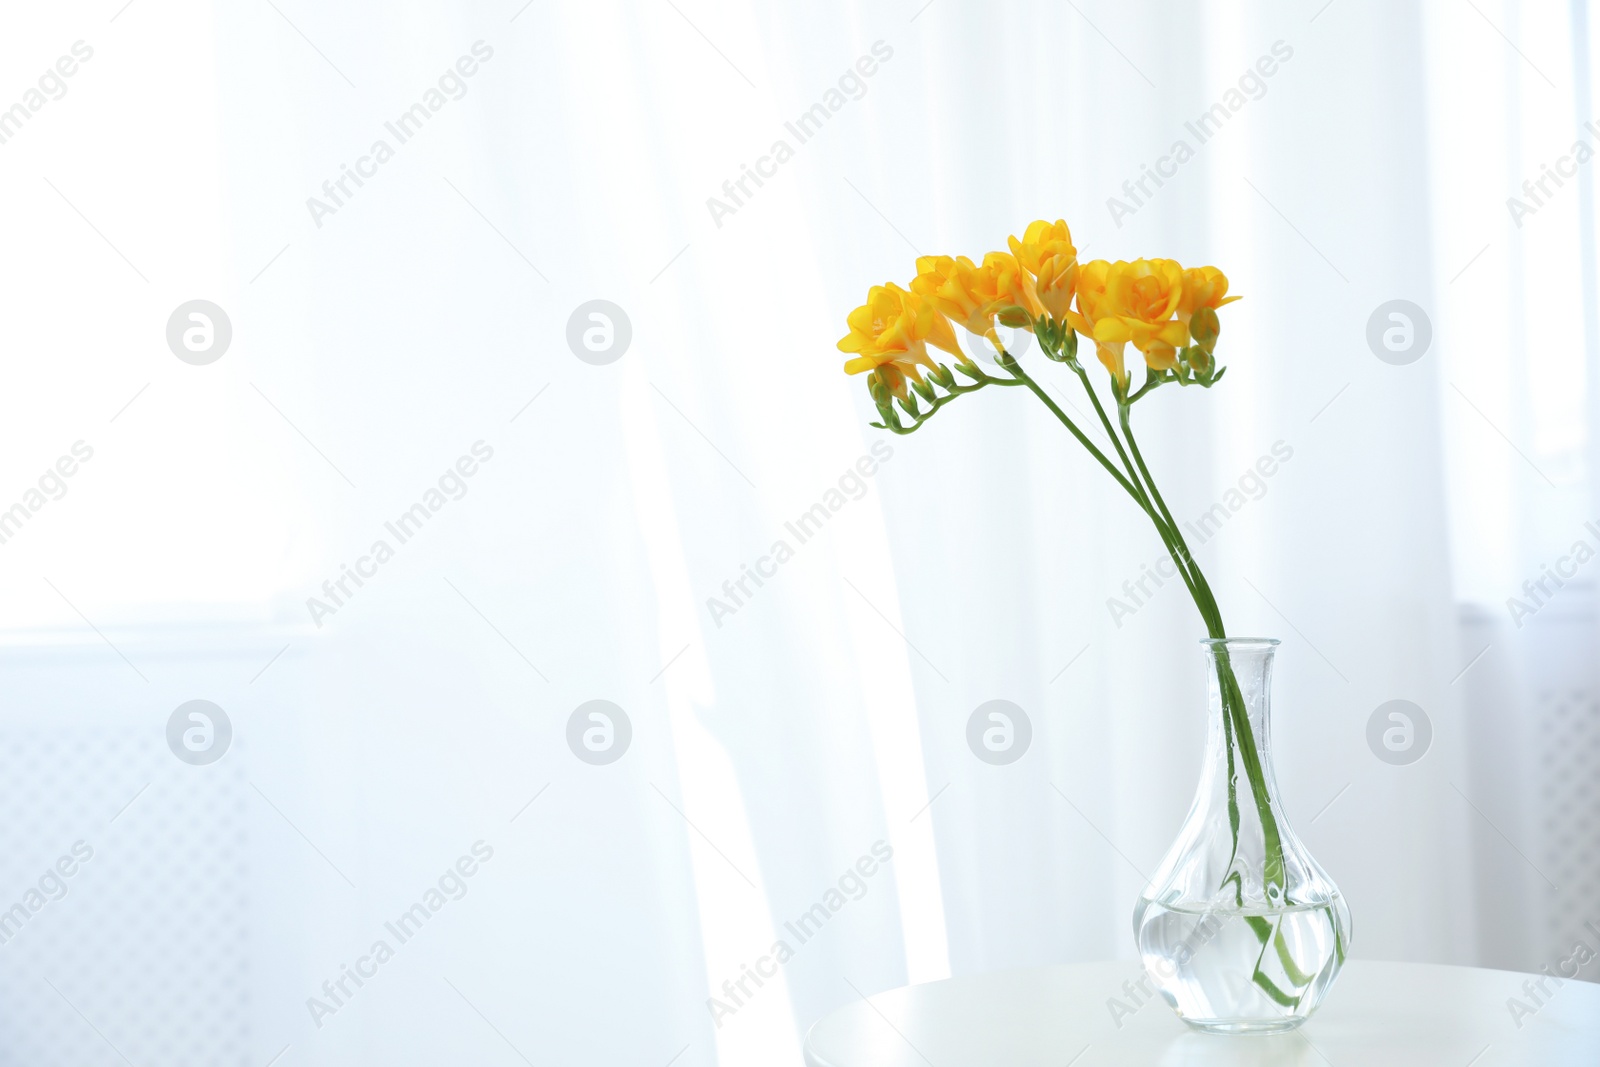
[1200,639,1283,810]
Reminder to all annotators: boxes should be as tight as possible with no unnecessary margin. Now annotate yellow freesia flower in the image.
[837,282,963,379]
[1066,259,1132,386]
[910,255,988,341]
[1094,259,1191,373]
[1007,219,1078,321]
[1177,266,1239,360]
[839,229,1240,397]
[980,250,1045,324]
[911,252,1042,352]
[1177,266,1241,320]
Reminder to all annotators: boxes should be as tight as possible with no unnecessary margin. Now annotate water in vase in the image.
[1137,899,1349,1032]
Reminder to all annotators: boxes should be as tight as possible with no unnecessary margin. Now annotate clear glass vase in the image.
[1132,638,1351,1034]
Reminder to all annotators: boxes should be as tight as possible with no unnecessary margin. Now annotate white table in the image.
[803,960,1600,1066]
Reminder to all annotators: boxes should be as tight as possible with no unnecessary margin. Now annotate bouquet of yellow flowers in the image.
[838,220,1238,647]
[839,221,1351,1032]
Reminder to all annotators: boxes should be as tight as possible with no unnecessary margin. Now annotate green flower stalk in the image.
[997,325,1286,904]
[839,229,1309,1004]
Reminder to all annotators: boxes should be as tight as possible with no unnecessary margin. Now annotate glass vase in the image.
[1132,638,1351,1034]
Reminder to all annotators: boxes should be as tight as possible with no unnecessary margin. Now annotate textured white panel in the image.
[0,728,250,1066]
[1539,686,1600,965]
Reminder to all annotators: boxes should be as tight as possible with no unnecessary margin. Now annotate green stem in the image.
[1013,351,1287,908]
[1116,403,1220,635]
[1067,363,1212,625]
[873,365,1023,434]
[1006,342,1294,1004]
[999,355,1151,511]
[1072,363,1141,488]
[1127,373,1166,403]
[1114,404,1286,899]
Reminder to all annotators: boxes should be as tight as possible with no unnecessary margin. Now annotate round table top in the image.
[802,960,1600,1066]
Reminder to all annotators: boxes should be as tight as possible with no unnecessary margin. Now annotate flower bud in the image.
[1189,305,1220,354]
[996,305,1031,329]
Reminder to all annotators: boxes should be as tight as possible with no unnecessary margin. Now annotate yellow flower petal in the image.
[1094,318,1133,343]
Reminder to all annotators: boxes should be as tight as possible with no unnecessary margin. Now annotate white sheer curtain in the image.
[0,1,1592,1064]
[1426,0,1600,975]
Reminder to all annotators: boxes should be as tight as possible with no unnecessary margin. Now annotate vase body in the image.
[1132,638,1351,1034]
